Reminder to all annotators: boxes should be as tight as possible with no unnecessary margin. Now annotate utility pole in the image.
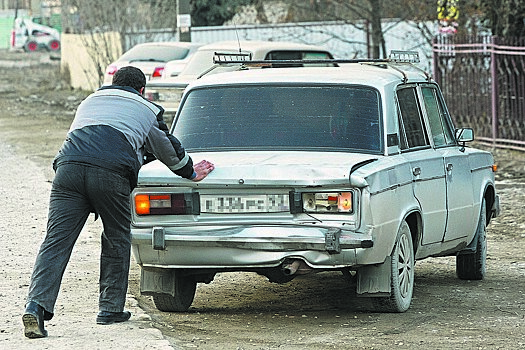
[177,0,191,42]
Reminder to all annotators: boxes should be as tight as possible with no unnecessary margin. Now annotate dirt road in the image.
[0,51,523,349]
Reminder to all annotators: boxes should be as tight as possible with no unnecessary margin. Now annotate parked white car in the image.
[144,40,334,117]
[131,51,500,313]
[103,42,202,86]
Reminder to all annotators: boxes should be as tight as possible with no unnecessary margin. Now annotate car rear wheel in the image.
[456,199,487,280]
[152,272,197,312]
[372,221,414,312]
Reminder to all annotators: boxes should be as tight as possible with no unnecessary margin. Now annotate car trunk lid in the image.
[138,151,378,187]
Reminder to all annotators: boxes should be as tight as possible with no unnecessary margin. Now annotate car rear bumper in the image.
[131,225,374,269]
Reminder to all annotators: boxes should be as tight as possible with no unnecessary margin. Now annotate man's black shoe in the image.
[23,301,48,339]
[96,311,131,325]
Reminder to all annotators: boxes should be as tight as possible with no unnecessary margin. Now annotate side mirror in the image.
[455,128,474,143]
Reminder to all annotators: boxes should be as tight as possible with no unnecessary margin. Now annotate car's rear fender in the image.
[354,171,420,265]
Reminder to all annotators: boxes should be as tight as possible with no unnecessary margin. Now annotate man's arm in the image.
[143,102,214,181]
[145,123,214,182]
[145,126,196,179]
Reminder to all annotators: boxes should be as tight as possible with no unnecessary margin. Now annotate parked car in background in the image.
[144,40,334,117]
[103,42,202,85]
[131,51,500,313]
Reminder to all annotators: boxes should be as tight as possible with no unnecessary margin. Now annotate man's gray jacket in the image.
[53,85,195,188]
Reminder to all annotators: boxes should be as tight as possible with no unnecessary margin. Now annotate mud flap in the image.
[356,259,391,296]
[140,267,176,297]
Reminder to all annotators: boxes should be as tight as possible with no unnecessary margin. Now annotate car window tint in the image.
[120,45,190,62]
[421,87,455,147]
[174,85,382,154]
[397,87,429,149]
[265,51,333,67]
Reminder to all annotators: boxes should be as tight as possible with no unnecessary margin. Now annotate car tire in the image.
[456,199,487,280]
[372,221,414,313]
[152,272,197,312]
[24,41,38,52]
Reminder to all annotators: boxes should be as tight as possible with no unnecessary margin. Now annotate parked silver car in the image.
[131,51,500,313]
[144,40,334,117]
[103,42,202,85]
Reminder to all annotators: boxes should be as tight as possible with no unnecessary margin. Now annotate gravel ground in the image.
[0,50,524,350]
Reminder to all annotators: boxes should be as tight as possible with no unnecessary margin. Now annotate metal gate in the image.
[433,35,525,151]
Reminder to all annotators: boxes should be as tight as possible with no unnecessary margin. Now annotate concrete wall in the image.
[61,32,121,91]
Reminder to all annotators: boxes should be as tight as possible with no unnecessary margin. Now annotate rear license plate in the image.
[158,91,182,102]
[200,194,290,213]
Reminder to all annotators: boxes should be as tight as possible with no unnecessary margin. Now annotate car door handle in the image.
[412,167,421,176]
[446,163,453,172]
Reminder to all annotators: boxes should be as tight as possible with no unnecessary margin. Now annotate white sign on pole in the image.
[177,14,192,28]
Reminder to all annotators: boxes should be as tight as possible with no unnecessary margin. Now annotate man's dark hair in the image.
[112,66,146,93]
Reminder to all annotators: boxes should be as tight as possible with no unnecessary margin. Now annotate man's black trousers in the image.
[27,163,132,316]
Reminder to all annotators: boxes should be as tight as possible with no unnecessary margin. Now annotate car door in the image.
[397,86,447,245]
[419,85,475,242]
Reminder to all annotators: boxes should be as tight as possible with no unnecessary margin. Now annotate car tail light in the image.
[134,193,199,215]
[295,192,354,213]
[152,67,164,78]
[106,64,118,75]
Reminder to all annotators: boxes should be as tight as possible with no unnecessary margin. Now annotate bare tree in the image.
[480,0,525,37]
[285,0,486,59]
[285,0,387,58]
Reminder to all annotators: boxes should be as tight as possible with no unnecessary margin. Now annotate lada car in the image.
[144,40,334,118]
[131,51,500,313]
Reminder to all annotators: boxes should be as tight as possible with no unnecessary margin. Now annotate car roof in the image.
[116,41,203,64]
[131,41,203,48]
[186,63,431,91]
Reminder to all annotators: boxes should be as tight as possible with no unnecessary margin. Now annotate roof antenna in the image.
[233,20,242,54]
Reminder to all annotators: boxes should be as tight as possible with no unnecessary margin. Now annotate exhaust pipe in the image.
[282,260,312,276]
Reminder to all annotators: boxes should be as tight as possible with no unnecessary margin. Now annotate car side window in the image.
[421,86,455,147]
[397,87,429,150]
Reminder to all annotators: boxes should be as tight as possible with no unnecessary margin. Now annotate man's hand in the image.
[191,160,215,182]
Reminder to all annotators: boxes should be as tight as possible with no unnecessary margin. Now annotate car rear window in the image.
[173,85,382,153]
[119,45,190,62]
